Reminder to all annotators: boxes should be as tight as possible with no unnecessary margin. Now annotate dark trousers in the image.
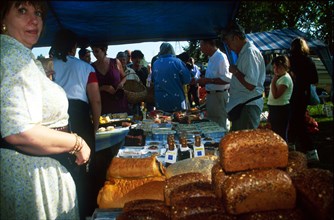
[187,84,200,107]
[68,99,97,219]
[288,101,314,152]
[268,104,290,141]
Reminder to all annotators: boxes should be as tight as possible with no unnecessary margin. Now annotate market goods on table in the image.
[94,128,333,220]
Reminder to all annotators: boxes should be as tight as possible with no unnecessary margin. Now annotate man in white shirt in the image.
[197,39,232,130]
[223,22,266,131]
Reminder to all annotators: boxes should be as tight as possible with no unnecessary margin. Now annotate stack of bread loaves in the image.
[215,128,333,220]
[97,155,166,208]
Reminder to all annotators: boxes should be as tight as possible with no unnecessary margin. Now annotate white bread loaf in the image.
[219,129,288,172]
[107,155,165,179]
[221,169,296,215]
[97,177,165,208]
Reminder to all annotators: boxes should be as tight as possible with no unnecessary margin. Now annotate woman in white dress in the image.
[0,1,90,219]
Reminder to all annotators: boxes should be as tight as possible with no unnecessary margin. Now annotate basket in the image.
[123,80,147,104]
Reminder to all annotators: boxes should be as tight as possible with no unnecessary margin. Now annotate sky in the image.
[32,41,189,63]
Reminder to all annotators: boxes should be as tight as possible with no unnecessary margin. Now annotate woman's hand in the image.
[74,138,91,165]
[100,85,116,94]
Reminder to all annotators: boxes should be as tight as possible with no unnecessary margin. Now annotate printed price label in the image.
[194,146,205,158]
[165,150,177,163]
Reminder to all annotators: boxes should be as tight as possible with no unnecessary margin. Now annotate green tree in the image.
[184,0,333,62]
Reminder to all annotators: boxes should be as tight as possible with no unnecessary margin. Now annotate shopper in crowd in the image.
[187,57,201,108]
[197,39,232,130]
[1,2,90,219]
[128,49,149,86]
[91,43,129,114]
[79,47,92,63]
[52,28,101,219]
[152,42,191,112]
[288,37,319,161]
[267,55,293,141]
[116,51,140,82]
[222,21,266,131]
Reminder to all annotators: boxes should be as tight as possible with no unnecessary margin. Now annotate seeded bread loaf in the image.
[237,208,305,220]
[165,172,210,206]
[221,169,296,215]
[117,209,170,220]
[291,168,333,220]
[285,151,308,178]
[169,182,215,207]
[170,196,226,220]
[122,199,170,218]
[219,129,288,172]
[211,162,228,198]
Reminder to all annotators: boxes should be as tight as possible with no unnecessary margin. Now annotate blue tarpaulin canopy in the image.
[35,1,240,47]
[246,28,333,76]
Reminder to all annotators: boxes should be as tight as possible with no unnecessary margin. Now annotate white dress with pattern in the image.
[0,35,79,220]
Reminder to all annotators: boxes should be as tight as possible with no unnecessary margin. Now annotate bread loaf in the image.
[97,177,165,208]
[107,155,165,179]
[123,199,170,218]
[169,182,215,206]
[211,162,227,198]
[165,172,210,206]
[170,196,226,220]
[285,151,307,178]
[219,129,288,172]
[291,168,333,220]
[117,209,169,220]
[221,169,296,215]
[238,208,305,220]
[165,155,218,180]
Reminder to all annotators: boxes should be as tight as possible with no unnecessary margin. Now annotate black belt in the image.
[206,89,228,94]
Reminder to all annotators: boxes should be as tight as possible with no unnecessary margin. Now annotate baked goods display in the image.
[219,129,288,172]
[94,128,332,220]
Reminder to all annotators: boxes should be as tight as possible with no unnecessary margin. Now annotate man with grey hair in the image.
[222,22,266,131]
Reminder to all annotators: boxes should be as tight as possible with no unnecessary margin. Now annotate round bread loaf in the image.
[211,162,227,198]
[237,208,305,220]
[117,209,169,220]
[123,199,170,218]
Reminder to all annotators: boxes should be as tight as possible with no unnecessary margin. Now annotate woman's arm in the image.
[270,75,287,99]
[116,59,127,89]
[4,125,91,165]
[87,82,102,133]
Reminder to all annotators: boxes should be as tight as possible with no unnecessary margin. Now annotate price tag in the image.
[193,146,205,157]
[165,149,177,164]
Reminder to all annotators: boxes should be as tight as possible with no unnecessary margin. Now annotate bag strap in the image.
[244,94,263,105]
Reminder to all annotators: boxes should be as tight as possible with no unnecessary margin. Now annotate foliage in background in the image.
[184,0,333,64]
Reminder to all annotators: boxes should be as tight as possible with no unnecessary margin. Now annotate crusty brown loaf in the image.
[211,162,228,198]
[291,168,333,220]
[219,129,288,172]
[116,209,170,220]
[165,172,210,206]
[165,155,218,180]
[221,169,296,215]
[123,199,170,218]
[169,182,215,206]
[170,196,226,220]
[107,155,165,179]
[97,177,165,208]
[237,208,305,220]
[285,151,308,178]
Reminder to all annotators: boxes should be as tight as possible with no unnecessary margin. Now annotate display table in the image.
[95,127,130,152]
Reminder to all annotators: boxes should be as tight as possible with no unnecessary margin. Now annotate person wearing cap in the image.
[223,21,266,131]
[116,51,140,82]
[79,48,91,64]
